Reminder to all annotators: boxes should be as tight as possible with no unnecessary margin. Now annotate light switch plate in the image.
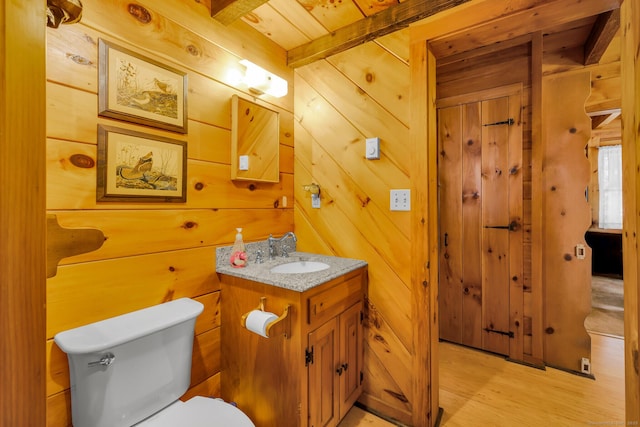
[390,189,410,211]
[239,155,249,171]
[365,137,380,160]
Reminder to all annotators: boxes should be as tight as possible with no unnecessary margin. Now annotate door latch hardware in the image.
[483,118,514,127]
[483,328,514,338]
[88,352,115,367]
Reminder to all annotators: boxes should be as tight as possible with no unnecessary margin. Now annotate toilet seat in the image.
[136,396,255,427]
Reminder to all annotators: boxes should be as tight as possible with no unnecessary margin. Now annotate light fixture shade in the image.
[239,59,288,98]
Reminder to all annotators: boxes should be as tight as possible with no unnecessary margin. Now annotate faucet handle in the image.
[255,249,264,264]
[281,244,289,258]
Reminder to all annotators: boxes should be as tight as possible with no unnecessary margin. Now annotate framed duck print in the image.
[96,125,187,203]
[98,39,188,133]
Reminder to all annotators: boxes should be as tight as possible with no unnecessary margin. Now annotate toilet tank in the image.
[54,298,204,427]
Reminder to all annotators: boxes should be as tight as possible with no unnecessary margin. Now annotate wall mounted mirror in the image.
[231,95,280,183]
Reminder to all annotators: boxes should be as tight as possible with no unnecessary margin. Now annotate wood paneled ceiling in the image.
[204,0,621,70]
[204,0,623,135]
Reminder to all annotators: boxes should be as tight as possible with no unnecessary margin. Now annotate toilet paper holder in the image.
[241,297,291,338]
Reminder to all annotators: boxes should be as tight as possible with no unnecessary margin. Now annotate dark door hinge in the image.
[483,220,519,231]
[483,118,514,127]
[484,327,514,338]
[360,371,364,385]
[305,346,314,366]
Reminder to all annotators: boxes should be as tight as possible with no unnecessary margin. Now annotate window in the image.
[598,145,622,229]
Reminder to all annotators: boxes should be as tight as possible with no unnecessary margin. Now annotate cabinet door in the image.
[308,318,339,427]
[338,302,363,419]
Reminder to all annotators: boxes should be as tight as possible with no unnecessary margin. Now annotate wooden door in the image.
[438,89,523,359]
[308,318,339,427]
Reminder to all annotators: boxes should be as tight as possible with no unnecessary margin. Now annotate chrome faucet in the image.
[268,232,297,259]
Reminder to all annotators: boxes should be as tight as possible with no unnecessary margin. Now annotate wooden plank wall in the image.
[294,32,415,424]
[44,1,294,425]
[541,72,593,372]
[292,22,622,424]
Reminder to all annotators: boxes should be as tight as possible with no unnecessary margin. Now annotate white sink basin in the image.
[270,261,330,274]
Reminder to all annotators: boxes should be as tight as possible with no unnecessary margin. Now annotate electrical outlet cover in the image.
[390,189,410,211]
[311,194,321,209]
[239,155,249,171]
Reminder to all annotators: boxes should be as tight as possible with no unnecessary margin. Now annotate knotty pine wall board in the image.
[44,0,293,425]
[328,41,411,127]
[294,39,414,424]
[46,137,294,210]
[49,209,293,265]
[541,71,593,372]
[293,157,412,346]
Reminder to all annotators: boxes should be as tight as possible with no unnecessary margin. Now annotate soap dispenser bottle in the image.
[230,228,247,268]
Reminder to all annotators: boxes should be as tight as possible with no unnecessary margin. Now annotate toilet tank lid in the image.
[54,298,204,354]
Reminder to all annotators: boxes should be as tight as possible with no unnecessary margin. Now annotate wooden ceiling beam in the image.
[287,0,470,68]
[211,0,269,25]
[584,8,620,65]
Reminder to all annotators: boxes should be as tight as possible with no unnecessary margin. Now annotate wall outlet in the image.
[366,137,380,160]
[311,193,321,209]
[390,189,410,211]
[239,155,249,171]
[581,357,591,375]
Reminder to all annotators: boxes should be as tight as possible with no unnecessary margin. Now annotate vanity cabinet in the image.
[219,267,366,427]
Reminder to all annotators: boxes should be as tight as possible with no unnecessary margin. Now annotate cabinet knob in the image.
[341,363,349,371]
[336,366,343,376]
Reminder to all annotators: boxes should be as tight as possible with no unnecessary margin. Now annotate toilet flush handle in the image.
[88,352,115,368]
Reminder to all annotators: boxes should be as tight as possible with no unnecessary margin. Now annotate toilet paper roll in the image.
[245,310,279,338]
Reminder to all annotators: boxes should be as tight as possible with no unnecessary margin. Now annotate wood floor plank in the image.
[439,333,624,426]
[342,333,624,426]
[338,406,399,426]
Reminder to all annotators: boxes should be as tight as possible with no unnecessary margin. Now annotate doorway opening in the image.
[585,118,624,338]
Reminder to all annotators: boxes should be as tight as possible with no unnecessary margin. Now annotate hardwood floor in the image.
[340,333,624,426]
[339,406,399,427]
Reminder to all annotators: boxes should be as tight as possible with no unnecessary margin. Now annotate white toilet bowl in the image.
[136,396,254,426]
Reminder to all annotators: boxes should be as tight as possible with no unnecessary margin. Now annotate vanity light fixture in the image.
[239,59,288,98]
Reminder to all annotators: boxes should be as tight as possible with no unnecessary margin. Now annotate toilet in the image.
[54,298,254,427]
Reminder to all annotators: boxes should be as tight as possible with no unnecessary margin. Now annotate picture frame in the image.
[98,39,188,133]
[97,125,187,203]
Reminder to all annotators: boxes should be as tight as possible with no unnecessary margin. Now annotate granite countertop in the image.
[216,244,367,292]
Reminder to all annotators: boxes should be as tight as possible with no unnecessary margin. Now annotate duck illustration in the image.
[119,151,153,180]
[130,92,151,106]
[153,78,171,93]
